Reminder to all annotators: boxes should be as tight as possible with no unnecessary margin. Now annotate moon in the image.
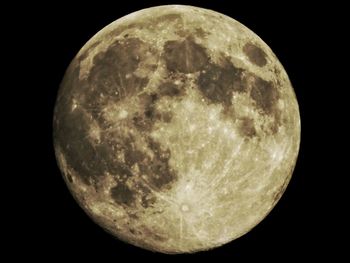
[53,5,300,254]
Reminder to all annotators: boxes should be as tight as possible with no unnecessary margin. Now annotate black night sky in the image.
[14,0,342,261]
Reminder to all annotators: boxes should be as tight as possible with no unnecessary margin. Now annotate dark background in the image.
[16,0,342,261]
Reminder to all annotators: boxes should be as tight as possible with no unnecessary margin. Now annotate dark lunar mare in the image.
[197,56,247,110]
[54,38,179,214]
[161,36,281,134]
[83,38,152,119]
[194,44,281,137]
[243,43,267,67]
[54,33,281,218]
[163,37,209,73]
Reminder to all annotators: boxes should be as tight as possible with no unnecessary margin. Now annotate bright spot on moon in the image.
[181,204,190,212]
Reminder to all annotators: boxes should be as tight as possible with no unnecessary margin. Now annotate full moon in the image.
[53,5,300,254]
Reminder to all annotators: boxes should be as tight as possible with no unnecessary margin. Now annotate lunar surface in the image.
[53,5,300,254]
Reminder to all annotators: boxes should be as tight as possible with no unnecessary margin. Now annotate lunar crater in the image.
[243,42,268,67]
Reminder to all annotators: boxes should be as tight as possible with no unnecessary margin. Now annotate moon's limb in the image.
[53,5,300,253]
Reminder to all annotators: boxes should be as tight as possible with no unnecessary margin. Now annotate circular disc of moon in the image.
[53,5,300,254]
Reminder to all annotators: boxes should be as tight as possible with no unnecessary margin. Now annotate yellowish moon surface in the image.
[53,5,300,254]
